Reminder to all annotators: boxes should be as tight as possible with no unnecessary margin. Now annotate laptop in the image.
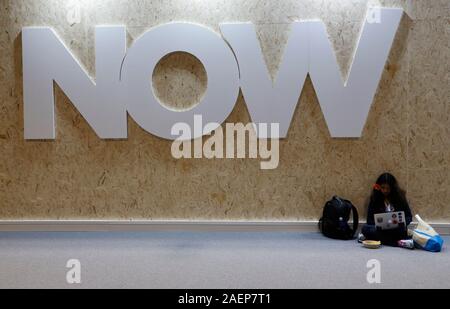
[374,211,406,230]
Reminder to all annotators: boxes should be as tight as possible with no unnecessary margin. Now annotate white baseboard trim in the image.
[0,220,319,232]
[0,220,449,235]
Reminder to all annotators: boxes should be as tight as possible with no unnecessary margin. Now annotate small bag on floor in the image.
[412,215,444,252]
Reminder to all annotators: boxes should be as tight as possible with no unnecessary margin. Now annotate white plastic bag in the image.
[412,215,444,252]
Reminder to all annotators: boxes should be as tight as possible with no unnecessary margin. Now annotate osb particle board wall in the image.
[0,0,449,221]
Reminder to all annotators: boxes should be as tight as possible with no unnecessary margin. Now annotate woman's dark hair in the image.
[370,173,408,211]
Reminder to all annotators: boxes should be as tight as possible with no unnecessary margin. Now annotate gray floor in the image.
[0,232,448,289]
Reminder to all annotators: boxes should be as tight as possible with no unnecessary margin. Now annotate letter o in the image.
[121,23,240,140]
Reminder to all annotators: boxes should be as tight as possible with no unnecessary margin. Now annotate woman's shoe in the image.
[397,239,414,250]
[357,233,366,243]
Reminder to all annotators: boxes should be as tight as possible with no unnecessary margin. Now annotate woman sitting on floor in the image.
[359,173,414,249]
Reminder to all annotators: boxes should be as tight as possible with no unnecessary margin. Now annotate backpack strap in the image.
[339,197,359,238]
[350,204,359,238]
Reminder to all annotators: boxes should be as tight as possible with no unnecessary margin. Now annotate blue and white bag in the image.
[412,215,444,252]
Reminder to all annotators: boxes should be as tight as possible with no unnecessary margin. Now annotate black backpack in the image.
[319,196,359,240]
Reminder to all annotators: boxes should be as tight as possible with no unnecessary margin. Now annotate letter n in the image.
[22,26,127,140]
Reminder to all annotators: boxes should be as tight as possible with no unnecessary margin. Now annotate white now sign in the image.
[22,8,403,140]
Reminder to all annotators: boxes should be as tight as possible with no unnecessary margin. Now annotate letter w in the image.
[221,8,403,138]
